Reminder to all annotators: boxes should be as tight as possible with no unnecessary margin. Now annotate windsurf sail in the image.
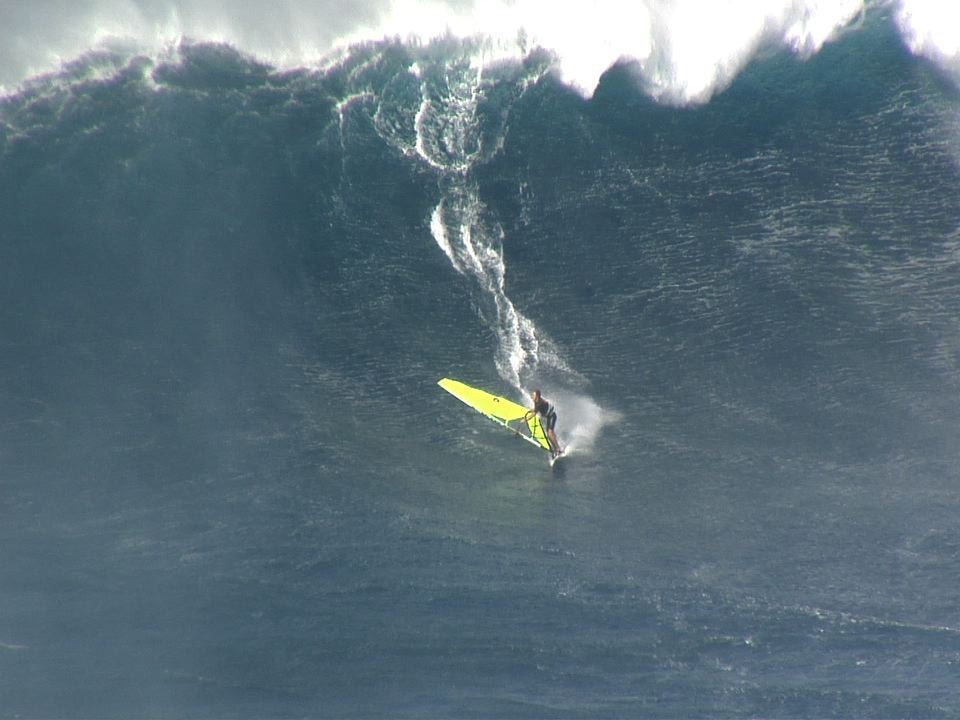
[438,378,552,453]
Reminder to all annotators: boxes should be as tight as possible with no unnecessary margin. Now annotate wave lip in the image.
[896,0,960,82]
[336,0,874,103]
[635,0,867,103]
[1,1,941,104]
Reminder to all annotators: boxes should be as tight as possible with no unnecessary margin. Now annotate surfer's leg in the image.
[546,411,561,455]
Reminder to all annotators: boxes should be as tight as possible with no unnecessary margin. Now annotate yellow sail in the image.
[438,378,552,452]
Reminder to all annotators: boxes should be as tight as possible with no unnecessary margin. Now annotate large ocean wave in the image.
[3,3,960,716]
[2,3,959,463]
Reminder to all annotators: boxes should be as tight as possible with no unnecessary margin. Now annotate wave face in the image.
[3,7,960,718]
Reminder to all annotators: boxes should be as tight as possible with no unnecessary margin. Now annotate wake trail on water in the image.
[364,43,614,454]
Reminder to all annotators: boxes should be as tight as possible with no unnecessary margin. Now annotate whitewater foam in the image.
[331,0,875,102]
[7,1,960,103]
[896,0,960,83]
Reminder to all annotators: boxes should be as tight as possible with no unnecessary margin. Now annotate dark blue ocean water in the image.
[2,8,960,718]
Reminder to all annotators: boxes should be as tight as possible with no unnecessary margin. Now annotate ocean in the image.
[2,2,960,717]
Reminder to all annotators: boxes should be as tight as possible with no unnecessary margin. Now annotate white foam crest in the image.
[341,0,870,102]
[3,1,877,103]
[896,0,960,83]
[638,0,868,102]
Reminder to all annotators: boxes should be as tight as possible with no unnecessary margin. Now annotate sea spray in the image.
[550,389,621,455]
